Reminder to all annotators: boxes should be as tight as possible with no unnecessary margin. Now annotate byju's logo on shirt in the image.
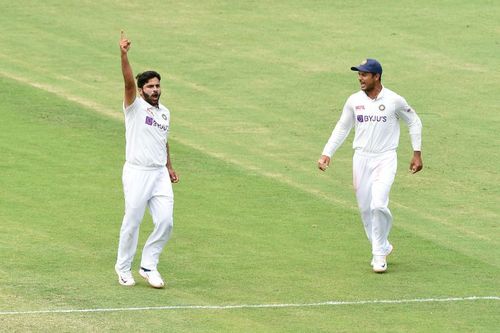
[145,116,169,131]
[357,115,387,123]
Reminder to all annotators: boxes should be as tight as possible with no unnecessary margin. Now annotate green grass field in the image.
[0,1,499,332]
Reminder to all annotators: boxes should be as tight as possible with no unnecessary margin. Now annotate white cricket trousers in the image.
[353,150,397,256]
[116,162,174,272]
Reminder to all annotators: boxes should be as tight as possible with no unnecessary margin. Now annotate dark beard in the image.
[143,92,160,107]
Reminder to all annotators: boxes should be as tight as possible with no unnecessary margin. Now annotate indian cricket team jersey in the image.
[123,97,170,168]
[322,87,422,156]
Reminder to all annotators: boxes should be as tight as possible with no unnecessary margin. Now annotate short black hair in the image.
[135,71,161,89]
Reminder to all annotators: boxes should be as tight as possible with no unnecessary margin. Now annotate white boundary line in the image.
[1,296,498,316]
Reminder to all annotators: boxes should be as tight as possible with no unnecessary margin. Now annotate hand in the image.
[409,151,423,174]
[317,155,331,171]
[168,167,179,183]
[119,30,131,54]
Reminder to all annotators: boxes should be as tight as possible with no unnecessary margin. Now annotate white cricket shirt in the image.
[123,97,170,168]
[322,87,422,157]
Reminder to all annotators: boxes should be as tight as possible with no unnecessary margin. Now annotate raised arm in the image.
[120,31,136,108]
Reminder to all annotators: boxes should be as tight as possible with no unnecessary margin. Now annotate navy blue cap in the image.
[350,58,382,74]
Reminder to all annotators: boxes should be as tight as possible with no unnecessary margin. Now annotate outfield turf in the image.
[0,1,499,332]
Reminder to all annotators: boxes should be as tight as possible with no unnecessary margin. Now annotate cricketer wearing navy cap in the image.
[351,58,383,75]
[318,57,423,274]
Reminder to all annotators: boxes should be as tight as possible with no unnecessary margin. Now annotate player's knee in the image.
[120,221,140,236]
[157,220,173,241]
[155,215,173,230]
[123,212,144,226]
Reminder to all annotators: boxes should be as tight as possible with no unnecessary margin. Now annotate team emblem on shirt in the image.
[378,104,386,111]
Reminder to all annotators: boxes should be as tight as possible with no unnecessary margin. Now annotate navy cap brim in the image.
[351,66,368,72]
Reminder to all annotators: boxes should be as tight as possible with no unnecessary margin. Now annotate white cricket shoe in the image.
[370,244,394,273]
[386,243,394,257]
[139,267,165,288]
[115,267,136,286]
[372,256,388,273]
